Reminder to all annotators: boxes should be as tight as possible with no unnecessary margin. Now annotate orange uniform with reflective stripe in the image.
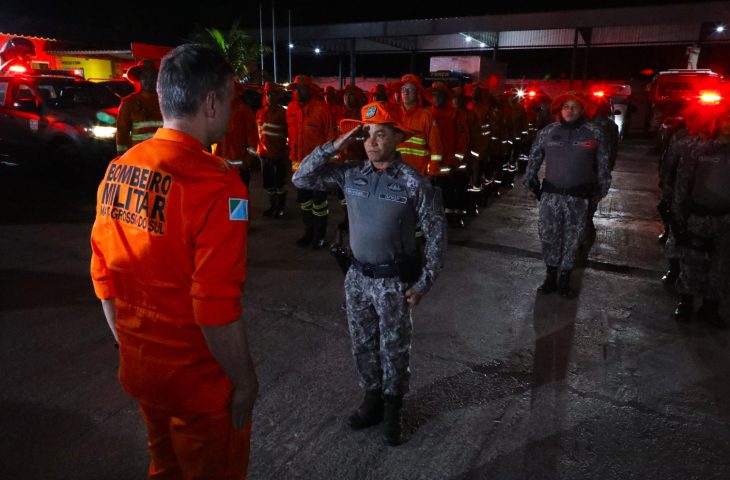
[256,104,288,159]
[90,128,248,415]
[468,100,492,155]
[115,91,163,154]
[327,102,347,134]
[286,99,335,171]
[430,105,457,171]
[213,98,258,162]
[397,104,442,175]
[454,108,478,166]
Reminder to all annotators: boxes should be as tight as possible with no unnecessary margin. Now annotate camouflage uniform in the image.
[523,119,611,270]
[292,142,446,396]
[587,114,619,227]
[672,138,730,299]
[659,128,696,261]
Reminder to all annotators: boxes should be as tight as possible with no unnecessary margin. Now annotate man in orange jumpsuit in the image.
[214,82,258,188]
[396,73,443,176]
[286,74,336,249]
[90,44,258,479]
[116,62,163,155]
[257,81,289,217]
[427,81,477,227]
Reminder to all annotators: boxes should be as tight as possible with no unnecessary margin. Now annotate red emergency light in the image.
[528,90,536,98]
[699,90,722,105]
[8,64,27,74]
[73,69,83,76]
[593,90,605,98]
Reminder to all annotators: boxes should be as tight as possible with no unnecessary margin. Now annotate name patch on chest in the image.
[345,187,370,198]
[378,193,407,204]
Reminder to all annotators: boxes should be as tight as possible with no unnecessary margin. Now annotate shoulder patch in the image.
[229,198,249,221]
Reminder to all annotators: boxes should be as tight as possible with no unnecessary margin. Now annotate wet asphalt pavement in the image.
[1,139,729,480]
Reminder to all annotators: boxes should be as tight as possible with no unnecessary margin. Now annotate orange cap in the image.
[400,73,422,87]
[551,90,593,115]
[340,101,420,139]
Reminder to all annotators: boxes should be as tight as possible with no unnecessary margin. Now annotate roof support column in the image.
[349,38,356,86]
[570,28,578,89]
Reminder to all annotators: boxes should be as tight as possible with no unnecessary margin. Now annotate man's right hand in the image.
[332,125,368,152]
[230,377,259,430]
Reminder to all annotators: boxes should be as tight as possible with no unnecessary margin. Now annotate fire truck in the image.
[648,69,722,133]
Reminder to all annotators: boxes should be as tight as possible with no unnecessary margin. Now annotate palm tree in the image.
[192,20,270,82]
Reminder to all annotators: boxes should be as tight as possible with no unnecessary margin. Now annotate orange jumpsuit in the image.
[397,104,443,175]
[256,104,288,160]
[115,91,163,154]
[286,98,335,171]
[214,98,258,165]
[90,128,251,479]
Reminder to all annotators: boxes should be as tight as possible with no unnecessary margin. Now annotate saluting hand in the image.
[332,125,369,153]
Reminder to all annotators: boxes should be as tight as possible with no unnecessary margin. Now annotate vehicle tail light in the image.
[699,91,722,105]
[8,65,27,74]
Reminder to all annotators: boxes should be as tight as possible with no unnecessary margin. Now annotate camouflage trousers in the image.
[677,213,730,299]
[344,267,413,396]
[538,193,590,270]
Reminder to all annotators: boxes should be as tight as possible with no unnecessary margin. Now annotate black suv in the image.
[0,72,119,169]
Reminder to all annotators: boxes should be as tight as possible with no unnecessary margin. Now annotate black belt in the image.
[350,257,401,279]
[541,180,594,199]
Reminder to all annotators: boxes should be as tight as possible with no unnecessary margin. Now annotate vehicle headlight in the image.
[87,125,117,139]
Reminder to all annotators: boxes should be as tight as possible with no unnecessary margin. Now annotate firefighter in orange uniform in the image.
[287,75,336,249]
[396,73,443,176]
[452,86,480,219]
[116,62,163,155]
[467,82,492,201]
[257,81,289,217]
[325,85,347,133]
[214,82,258,188]
[90,44,258,479]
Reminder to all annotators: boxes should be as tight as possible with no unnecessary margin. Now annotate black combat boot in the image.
[661,258,680,285]
[697,299,727,328]
[311,216,328,250]
[558,269,573,298]
[296,211,314,247]
[274,192,287,218]
[382,394,403,446]
[537,266,558,294]
[673,294,694,322]
[263,194,277,217]
[347,389,384,430]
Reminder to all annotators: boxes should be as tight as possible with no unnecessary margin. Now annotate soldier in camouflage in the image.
[657,124,695,285]
[523,91,611,297]
[586,96,619,237]
[292,101,447,446]
[671,106,730,328]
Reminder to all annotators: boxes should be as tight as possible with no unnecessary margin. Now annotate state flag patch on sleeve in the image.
[229,198,249,221]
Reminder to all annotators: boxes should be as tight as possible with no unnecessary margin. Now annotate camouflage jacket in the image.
[523,119,612,198]
[292,142,447,295]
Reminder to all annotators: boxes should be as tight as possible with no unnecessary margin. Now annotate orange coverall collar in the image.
[153,128,206,151]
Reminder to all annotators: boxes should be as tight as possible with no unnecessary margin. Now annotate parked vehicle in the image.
[0,71,119,169]
[648,69,722,132]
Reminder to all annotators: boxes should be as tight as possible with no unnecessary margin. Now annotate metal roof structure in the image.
[258,1,730,55]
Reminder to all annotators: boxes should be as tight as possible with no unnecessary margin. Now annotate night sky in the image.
[1,0,724,79]
[0,0,699,45]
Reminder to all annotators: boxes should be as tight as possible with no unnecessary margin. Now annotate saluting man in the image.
[292,101,446,446]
